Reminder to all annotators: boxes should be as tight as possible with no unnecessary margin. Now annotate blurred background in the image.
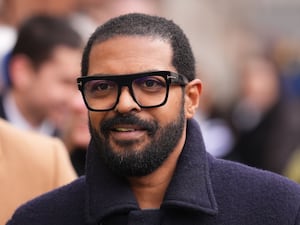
[1,0,300,181]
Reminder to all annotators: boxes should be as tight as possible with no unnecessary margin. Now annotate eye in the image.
[134,76,166,92]
[85,80,116,96]
[144,79,159,87]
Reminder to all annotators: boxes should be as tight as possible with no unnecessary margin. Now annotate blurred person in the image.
[0,15,82,136]
[230,54,300,174]
[195,76,235,158]
[6,13,300,225]
[0,118,77,225]
[0,0,79,88]
[61,91,90,176]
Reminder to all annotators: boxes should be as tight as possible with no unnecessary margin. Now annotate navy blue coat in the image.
[6,119,300,225]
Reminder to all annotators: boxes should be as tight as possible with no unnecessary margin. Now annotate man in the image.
[0,118,77,225]
[6,13,300,225]
[0,15,82,136]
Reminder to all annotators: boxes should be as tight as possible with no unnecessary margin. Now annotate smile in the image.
[111,124,144,132]
[113,128,137,132]
[110,124,146,141]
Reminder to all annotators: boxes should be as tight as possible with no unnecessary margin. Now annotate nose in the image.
[114,87,141,114]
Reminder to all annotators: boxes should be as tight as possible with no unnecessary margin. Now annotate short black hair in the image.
[81,13,195,81]
[4,15,82,86]
[11,15,82,68]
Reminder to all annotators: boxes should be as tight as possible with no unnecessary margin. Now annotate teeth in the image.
[115,128,135,132]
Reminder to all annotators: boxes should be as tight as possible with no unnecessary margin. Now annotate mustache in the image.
[100,114,158,136]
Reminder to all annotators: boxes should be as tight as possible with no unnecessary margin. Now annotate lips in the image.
[113,128,136,132]
[109,124,146,141]
[111,125,144,132]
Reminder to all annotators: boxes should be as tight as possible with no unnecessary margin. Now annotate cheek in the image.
[168,88,184,107]
[152,89,184,124]
[88,112,105,131]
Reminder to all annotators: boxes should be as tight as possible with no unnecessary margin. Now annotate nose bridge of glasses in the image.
[115,85,141,112]
[118,84,135,101]
[117,75,135,88]
[116,75,138,99]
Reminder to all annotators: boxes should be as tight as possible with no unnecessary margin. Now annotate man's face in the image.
[87,36,188,177]
[27,46,81,127]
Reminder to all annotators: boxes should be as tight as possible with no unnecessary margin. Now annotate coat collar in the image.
[85,119,218,223]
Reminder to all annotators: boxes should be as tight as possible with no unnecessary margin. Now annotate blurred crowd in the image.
[0,0,163,176]
[163,1,300,182]
[1,0,300,223]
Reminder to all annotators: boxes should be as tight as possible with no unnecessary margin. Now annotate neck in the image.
[127,131,186,209]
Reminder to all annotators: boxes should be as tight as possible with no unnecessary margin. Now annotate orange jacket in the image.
[0,119,77,224]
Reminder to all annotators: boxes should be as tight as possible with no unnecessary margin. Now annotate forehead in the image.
[88,36,175,75]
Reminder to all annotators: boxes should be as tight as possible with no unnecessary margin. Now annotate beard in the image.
[89,103,185,177]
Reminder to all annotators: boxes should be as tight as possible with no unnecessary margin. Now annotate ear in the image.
[9,55,35,90]
[184,78,202,119]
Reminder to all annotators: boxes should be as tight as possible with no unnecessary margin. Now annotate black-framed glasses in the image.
[77,71,189,111]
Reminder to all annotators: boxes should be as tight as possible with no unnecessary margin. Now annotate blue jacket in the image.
[6,119,300,225]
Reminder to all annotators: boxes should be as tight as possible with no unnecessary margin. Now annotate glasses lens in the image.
[83,79,118,110]
[132,75,167,107]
